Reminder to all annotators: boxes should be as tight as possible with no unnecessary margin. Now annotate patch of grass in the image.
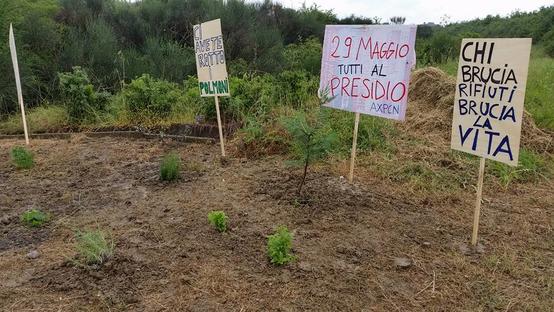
[525,48,554,130]
[208,211,228,232]
[20,209,50,227]
[75,230,114,266]
[0,105,68,135]
[488,149,550,186]
[10,146,34,169]
[160,152,181,181]
[328,110,398,155]
[267,226,296,265]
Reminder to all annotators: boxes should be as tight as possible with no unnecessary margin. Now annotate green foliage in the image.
[208,211,228,232]
[20,209,49,227]
[281,110,337,194]
[544,30,554,57]
[10,146,34,169]
[525,49,554,130]
[0,0,61,117]
[160,152,181,181]
[75,229,114,266]
[123,74,183,122]
[267,226,295,265]
[58,67,110,124]
[488,150,550,186]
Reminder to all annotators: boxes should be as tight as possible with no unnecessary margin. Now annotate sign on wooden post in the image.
[8,24,30,145]
[193,18,229,156]
[450,38,532,245]
[319,25,417,182]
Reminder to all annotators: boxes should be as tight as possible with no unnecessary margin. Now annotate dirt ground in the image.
[0,135,552,311]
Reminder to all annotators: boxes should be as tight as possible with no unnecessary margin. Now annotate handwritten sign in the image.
[451,39,532,166]
[193,19,230,97]
[319,25,417,121]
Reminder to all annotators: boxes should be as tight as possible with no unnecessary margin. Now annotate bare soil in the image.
[0,136,552,311]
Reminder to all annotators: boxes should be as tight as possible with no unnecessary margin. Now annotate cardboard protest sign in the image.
[319,25,417,121]
[451,38,532,166]
[193,19,229,97]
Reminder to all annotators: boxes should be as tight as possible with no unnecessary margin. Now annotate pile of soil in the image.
[405,67,554,153]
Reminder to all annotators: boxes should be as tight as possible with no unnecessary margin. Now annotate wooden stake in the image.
[9,24,29,145]
[348,112,360,183]
[214,95,226,157]
[471,157,486,246]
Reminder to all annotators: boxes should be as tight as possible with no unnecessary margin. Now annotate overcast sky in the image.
[279,0,553,24]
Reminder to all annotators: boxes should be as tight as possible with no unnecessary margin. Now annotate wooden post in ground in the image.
[348,112,360,183]
[471,157,486,246]
[9,24,29,145]
[214,95,226,157]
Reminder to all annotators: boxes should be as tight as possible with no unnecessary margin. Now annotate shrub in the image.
[123,74,183,122]
[20,209,49,227]
[281,110,337,195]
[267,226,295,265]
[208,211,228,232]
[75,230,114,265]
[10,146,34,169]
[160,152,181,181]
[58,66,110,124]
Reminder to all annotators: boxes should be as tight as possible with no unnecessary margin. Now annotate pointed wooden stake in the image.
[348,112,360,183]
[9,23,30,145]
[471,157,486,246]
[214,95,226,157]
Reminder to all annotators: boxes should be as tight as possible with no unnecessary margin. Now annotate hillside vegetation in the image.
[0,1,553,136]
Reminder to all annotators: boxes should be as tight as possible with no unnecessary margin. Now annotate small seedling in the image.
[267,226,296,265]
[75,230,114,265]
[20,209,50,227]
[11,146,34,169]
[160,152,181,181]
[281,111,337,195]
[208,211,228,232]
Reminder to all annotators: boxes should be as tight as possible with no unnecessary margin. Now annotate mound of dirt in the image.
[404,67,553,153]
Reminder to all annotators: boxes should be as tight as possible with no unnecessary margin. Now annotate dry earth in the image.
[0,135,552,311]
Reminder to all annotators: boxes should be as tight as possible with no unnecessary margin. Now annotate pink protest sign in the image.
[319,25,417,121]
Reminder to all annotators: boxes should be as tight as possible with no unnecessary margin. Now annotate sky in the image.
[279,0,553,24]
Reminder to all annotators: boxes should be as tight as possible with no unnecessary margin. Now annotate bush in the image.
[20,209,49,227]
[58,66,110,124]
[10,146,34,169]
[208,211,228,232]
[160,152,181,181]
[123,74,183,122]
[75,230,114,266]
[267,226,295,265]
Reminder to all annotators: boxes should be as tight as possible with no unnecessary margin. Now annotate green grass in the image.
[488,149,552,186]
[20,209,50,227]
[208,211,228,232]
[75,230,114,265]
[160,152,181,181]
[10,146,34,169]
[267,226,296,265]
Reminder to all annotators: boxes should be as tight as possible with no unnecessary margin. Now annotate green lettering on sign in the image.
[199,79,229,96]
